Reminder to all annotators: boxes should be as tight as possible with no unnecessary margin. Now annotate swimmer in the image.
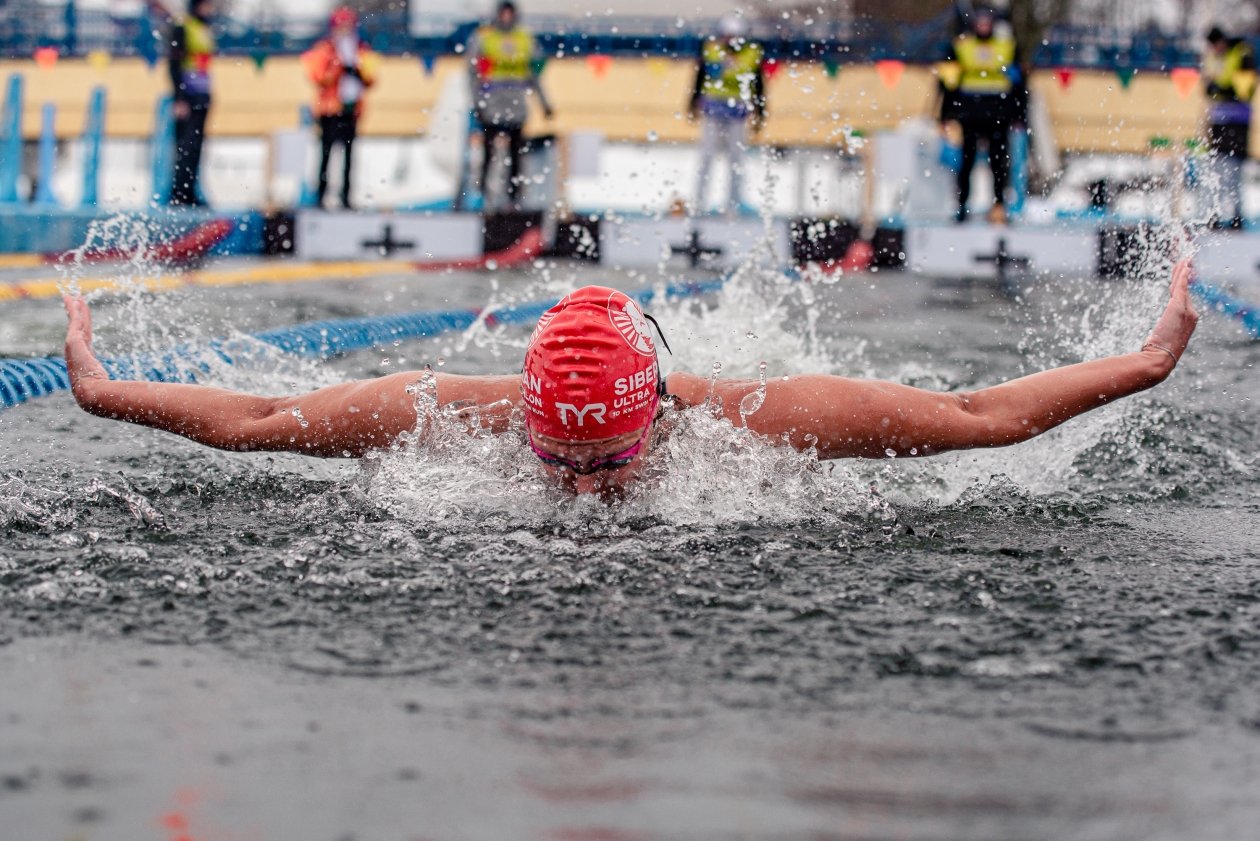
[63,259,1198,496]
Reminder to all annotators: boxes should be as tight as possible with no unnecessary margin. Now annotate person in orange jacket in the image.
[302,7,379,210]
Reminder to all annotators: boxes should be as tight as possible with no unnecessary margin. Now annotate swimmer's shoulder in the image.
[663,371,711,408]
[433,372,523,408]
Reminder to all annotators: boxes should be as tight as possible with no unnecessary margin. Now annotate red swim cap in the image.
[521,286,661,442]
[330,6,358,28]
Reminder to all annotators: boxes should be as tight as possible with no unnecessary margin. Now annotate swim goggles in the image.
[526,392,659,475]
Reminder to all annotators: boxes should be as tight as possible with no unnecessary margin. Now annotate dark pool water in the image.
[1,260,1258,840]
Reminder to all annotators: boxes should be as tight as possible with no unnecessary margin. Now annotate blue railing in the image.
[0,2,1206,71]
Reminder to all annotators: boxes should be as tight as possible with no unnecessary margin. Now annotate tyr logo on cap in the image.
[555,402,607,427]
[609,294,655,356]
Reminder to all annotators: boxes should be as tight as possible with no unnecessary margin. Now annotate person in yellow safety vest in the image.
[167,0,216,206]
[937,8,1026,226]
[1204,26,1257,230]
[688,14,766,215]
[467,0,554,212]
[303,7,381,210]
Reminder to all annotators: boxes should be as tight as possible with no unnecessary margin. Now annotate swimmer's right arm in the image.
[63,297,520,457]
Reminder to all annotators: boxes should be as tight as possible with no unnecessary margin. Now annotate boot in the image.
[986,204,1008,226]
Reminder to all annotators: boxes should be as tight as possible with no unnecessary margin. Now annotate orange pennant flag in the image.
[586,54,612,80]
[1170,67,1200,99]
[33,46,59,70]
[875,59,905,90]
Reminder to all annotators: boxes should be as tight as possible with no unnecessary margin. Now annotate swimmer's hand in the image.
[63,295,109,401]
[1142,257,1198,370]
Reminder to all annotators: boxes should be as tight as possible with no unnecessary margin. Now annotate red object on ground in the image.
[51,218,235,266]
[411,226,543,272]
[840,238,874,272]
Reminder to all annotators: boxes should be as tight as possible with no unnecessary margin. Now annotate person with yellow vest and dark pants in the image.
[467,0,553,212]
[1204,26,1256,230]
[167,0,216,207]
[303,7,380,210]
[689,14,765,215]
[938,8,1025,225]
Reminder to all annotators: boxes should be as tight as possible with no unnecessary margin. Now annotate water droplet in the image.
[884,448,897,458]
[647,130,658,143]
[290,407,309,429]
[435,356,446,368]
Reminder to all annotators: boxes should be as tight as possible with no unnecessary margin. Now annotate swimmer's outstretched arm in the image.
[63,296,520,457]
[674,258,1198,460]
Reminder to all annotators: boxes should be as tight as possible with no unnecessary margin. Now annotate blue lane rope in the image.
[0,278,727,411]
[1190,280,1260,340]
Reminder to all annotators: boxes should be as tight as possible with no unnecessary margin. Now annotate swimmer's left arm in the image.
[680,258,1198,459]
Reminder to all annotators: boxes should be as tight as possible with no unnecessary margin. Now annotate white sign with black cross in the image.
[599,217,791,269]
[294,211,484,262]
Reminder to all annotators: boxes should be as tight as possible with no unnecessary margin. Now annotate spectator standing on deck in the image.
[467,1,553,212]
[689,14,765,216]
[167,0,216,206]
[303,6,380,211]
[1203,26,1257,230]
[938,8,1025,225]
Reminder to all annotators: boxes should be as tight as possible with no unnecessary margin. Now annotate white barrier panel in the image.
[1192,230,1260,295]
[295,211,483,262]
[599,217,791,269]
[906,223,1096,279]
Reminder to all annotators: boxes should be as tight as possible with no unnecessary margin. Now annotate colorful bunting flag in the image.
[1055,67,1074,90]
[763,59,781,80]
[875,59,905,90]
[1170,66,1199,99]
[1115,66,1135,89]
[87,50,111,72]
[33,46,59,70]
[586,54,612,79]
[824,60,839,79]
[421,54,436,76]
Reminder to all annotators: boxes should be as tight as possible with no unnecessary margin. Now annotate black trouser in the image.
[958,117,1011,211]
[317,108,358,209]
[481,123,526,205]
[171,95,210,206]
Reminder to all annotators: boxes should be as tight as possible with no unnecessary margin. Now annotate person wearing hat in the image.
[689,14,766,215]
[61,257,1198,499]
[467,0,553,211]
[302,6,380,210]
[167,0,216,206]
[1203,26,1256,230]
[938,7,1025,225]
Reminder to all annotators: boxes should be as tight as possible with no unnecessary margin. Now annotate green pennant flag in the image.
[824,60,840,79]
[531,57,547,76]
[251,51,267,72]
[1116,66,1135,89]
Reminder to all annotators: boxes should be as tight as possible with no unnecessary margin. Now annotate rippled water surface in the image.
[1,255,1258,840]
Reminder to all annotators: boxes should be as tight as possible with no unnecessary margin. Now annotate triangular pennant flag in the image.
[586,54,612,79]
[763,59,782,80]
[87,50,111,72]
[1116,66,1135,90]
[1055,68,1074,90]
[1170,66,1200,99]
[530,57,547,76]
[646,57,670,77]
[421,54,436,75]
[251,51,267,72]
[875,59,905,90]
[33,46,59,70]
[824,60,839,79]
